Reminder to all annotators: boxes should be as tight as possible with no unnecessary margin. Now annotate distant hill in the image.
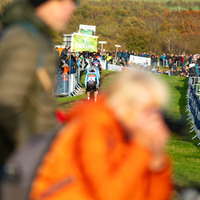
[0,0,13,7]
[0,0,200,11]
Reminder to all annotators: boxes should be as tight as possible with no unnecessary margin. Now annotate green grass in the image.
[161,75,200,188]
[57,71,200,189]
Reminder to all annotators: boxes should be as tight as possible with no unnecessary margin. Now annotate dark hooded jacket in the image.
[0,1,58,164]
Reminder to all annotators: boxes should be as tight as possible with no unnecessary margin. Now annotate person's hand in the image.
[132,108,170,170]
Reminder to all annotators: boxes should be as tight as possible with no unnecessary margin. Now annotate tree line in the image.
[1,0,200,55]
[61,0,200,55]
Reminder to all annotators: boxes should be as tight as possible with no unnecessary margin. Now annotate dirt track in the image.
[58,71,117,109]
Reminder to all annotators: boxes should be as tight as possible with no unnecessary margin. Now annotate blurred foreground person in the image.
[0,0,76,165]
[29,70,173,200]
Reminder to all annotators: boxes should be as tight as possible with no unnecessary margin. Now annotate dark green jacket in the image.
[0,2,58,164]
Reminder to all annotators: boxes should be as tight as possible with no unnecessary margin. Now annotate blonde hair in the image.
[106,69,169,111]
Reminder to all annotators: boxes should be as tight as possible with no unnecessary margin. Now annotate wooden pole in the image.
[115,46,118,59]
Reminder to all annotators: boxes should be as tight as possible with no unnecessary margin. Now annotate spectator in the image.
[189,61,199,84]
[29,70,173,200]
[154,55,158,67]
[182,66,185,73]
[151,65,157,73]
[173,63,177,71]
[166,53,170,66]
[116,58,121,66]
[169,59,173,70]
[189,54,193,64]
[142,52,146,57]
[0,0,76,191]
[179,69,184,76]
[68,55,76,74]
[174,55,178,66]
[185,66,189,77]
[143,60,149,69]
[119,50,122,58]
[80,54,88,70]
[170,69,173,76]
[176,69,180,76]
[151,53,155,65]
[184,55,188,66]
[124,50,129,64]
[62,62,70,93]
[158,68,162,74]
[181,55,184,67]
[88,55,93,66]
[197,55,200,66]
[54,47,59,58]
[121,50,125,61]
[164,68,170,76]
[177,55,181,66]
[112,50,116,58]
[172,54,176,63]
[60,46,69,58]
[112,58,117,65]
[161,53,166,66]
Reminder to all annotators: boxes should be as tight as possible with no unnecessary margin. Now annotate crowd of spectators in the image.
[55,46,200,78]
[99,49,200,77]
[56,46,103,75]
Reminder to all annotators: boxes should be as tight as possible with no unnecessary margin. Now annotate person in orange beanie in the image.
[30,69,173,200]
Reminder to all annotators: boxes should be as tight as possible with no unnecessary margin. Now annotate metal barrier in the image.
[54,67,82,97]
[187,77,200,145]
[54,74,70,96]
[54,57,106,97]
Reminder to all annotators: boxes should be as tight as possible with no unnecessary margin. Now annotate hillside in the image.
[1,0,200,54]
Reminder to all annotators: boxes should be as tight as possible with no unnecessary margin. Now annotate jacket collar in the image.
[2,1,52,35]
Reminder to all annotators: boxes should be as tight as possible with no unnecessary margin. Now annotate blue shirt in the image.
[161,54,166,60]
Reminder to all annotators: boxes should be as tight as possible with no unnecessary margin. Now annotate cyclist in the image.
[92,58,103,75]
[87,65,100,81]
[85,68,99,102]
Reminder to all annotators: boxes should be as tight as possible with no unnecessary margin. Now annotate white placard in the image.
[129,55,151,66]
[108,64,122,72]
[79,24,96,34]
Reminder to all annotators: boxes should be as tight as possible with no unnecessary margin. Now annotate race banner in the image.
[71,33,98,52]
[79,24,96,36]
[129,55,151,66]
[79,30,94,36]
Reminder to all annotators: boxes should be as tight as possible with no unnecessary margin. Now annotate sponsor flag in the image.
[71,33,98,52]
[79,30,94,36]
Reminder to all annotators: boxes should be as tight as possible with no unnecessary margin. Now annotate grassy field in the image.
[161,75,200,188]
[57,71,200,190]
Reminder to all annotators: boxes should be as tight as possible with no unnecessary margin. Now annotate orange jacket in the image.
[62,66,69,81]
[30,97,173,200]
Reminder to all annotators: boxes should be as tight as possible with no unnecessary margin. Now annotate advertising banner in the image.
[79,30,94,36]
[79,24,96,36]
[129,55,151,66]
[108,64,122,72]
[71,33,98,52]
